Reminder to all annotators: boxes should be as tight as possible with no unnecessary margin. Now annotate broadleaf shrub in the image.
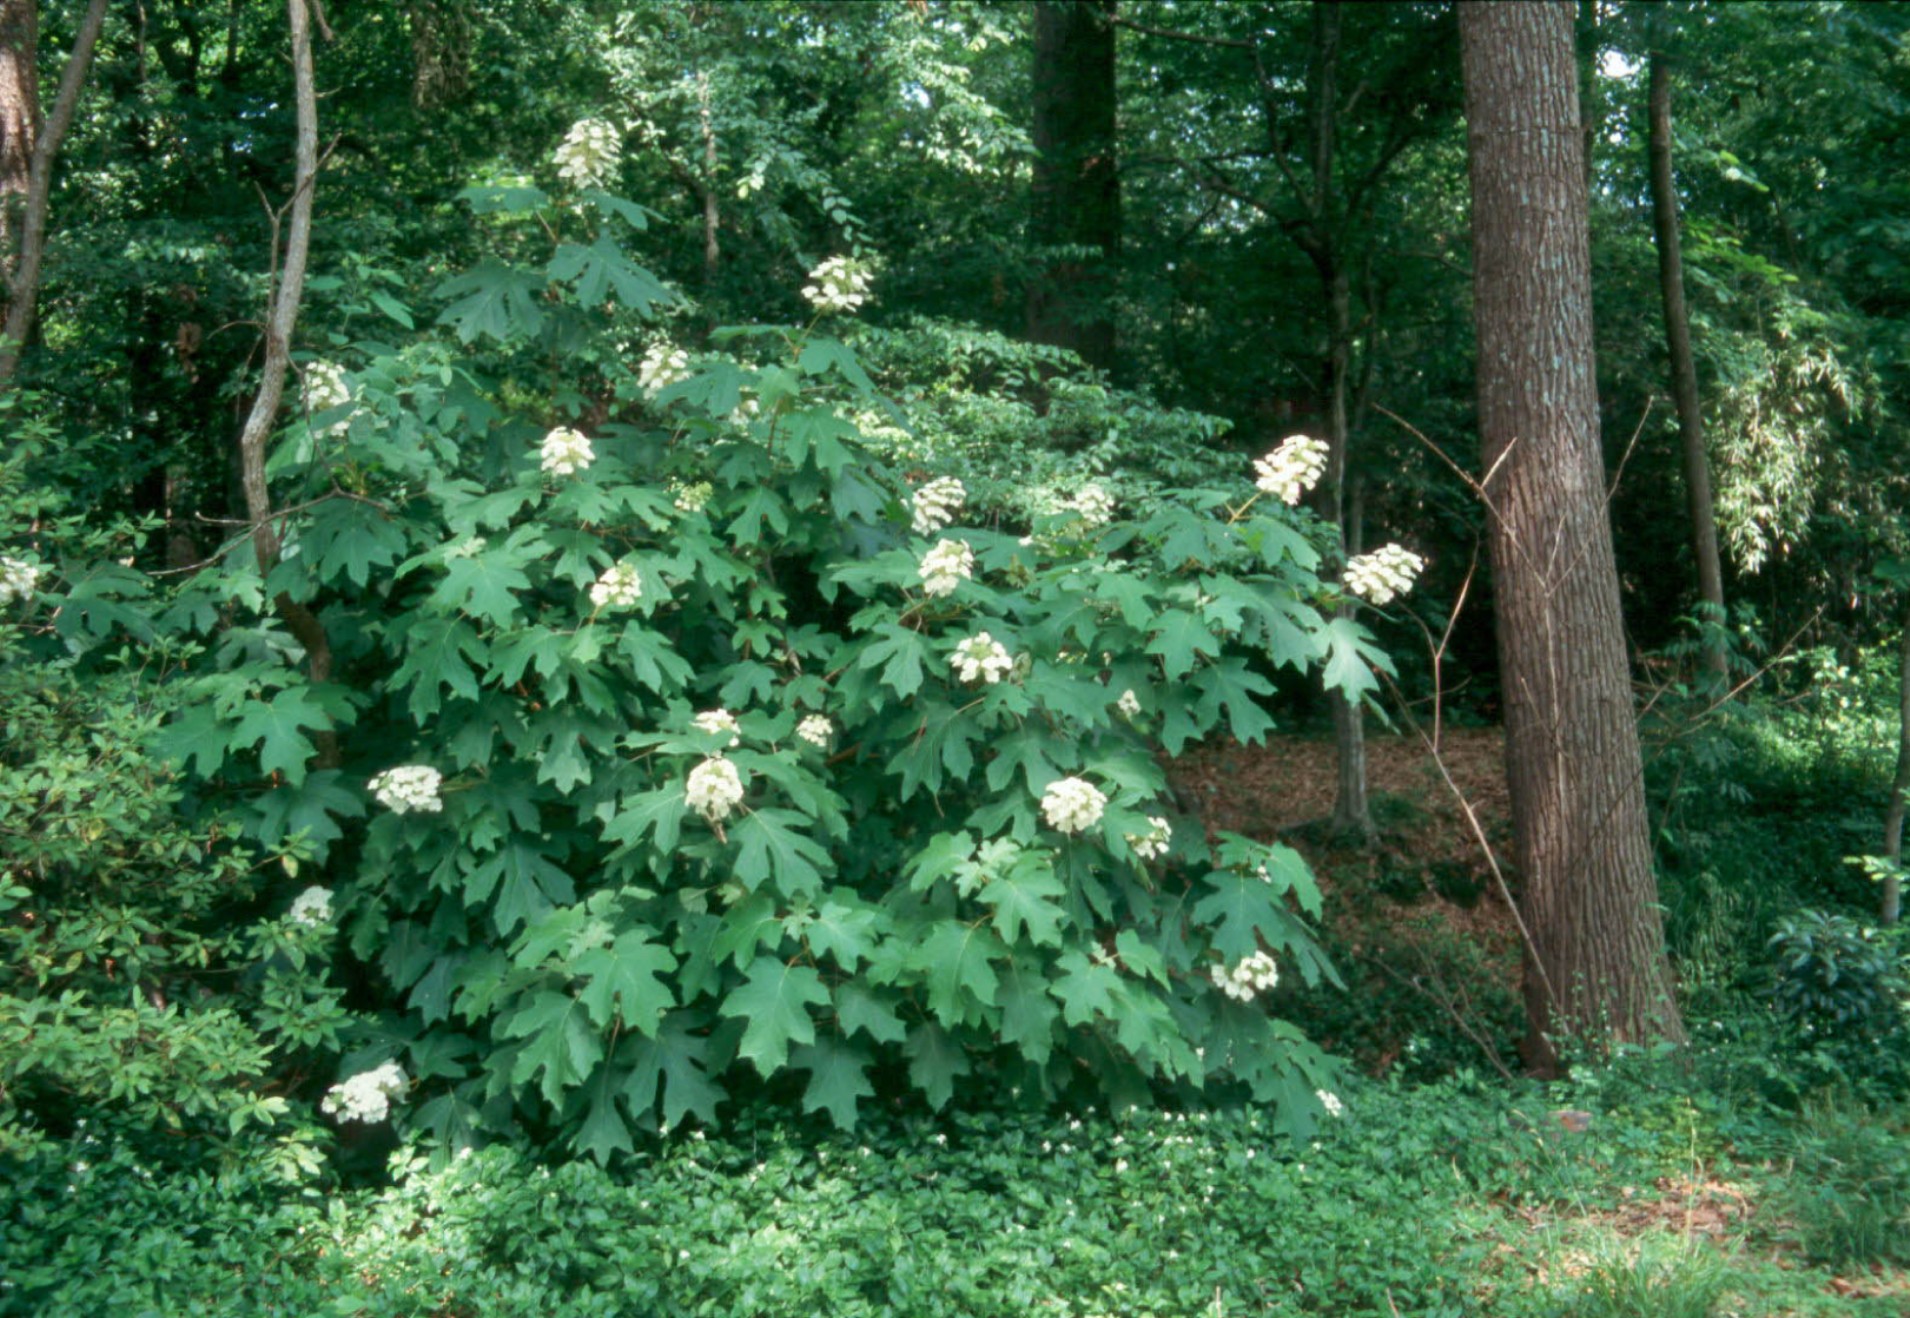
[70,173,1401,1159]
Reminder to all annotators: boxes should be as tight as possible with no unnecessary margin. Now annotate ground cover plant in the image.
[6,1068,1907,1317]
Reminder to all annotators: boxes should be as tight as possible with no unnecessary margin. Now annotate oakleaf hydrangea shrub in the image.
[149,173,1392,1160]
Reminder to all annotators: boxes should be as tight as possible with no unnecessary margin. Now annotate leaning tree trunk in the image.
[1648,53,1728,685]
[0,0,107,385]
[1028,0,1120,373]
[232,0,336,766]
[1459,0,1685,1075]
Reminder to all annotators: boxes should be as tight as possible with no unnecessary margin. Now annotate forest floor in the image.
[1178,727,1525,1031]
[1173,731,1910,1316]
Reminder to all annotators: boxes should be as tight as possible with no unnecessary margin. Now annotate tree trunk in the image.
[1028,0,1119,373]
[233,0,336,766]
[1575,0,1597,191]
[0,0,37,264]
[0,0,107,385]
[1648,53,1728,684]
[1297,1,1374,840]
[1882,615,1910,924]
[1458,0,1685,1074]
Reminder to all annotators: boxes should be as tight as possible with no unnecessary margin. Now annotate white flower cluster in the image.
[1116,688,1143,718]
[301,361,352,434]
[321,1061,407,1124]
[1210,950,1279,1003]
[589,562,643,609]
[368,765,443,815]
[1063,483,1116,530]
[0,555,39,605]
[1041,776,1107,835]
[1343,543,1426,606]
[686,755,745,822]
[796,714,833,748]
[288,885,334,927]
[911,477,967,535]
[1316,1089,1345,1118]
[554,117,622,191]
[540,426,594,476]
[638,342,689,395]
[1253,434,1330,506]
[802,256,872,315]
[949,632,1014,685]
[919,539,975,598]
[671,480,714,513]
[692,708,742,746]
[1126,817,1172,861]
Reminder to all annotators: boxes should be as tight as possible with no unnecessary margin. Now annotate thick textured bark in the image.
[0,0,107,385]
[0,0,37,260]
[1648,54,1728,683]
[1883,617,1910,924]
[1459,0,1685,1073]
[1028,0,1119,372]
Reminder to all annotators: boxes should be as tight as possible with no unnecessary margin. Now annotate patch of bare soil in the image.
[1174,728,1525,1071]
[1173,727,1514,921]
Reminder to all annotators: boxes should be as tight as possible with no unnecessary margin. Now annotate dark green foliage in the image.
[1778,1100,1910,1266]
[0,657,349,1156]
[1769,909,1906,1030]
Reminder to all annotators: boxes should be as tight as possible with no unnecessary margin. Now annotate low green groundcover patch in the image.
[5,1079,1905,1317]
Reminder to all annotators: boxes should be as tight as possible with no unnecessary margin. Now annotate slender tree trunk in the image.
[1028,0,1119,372]
[1882,616,1910,924]
[1648,53,1728,684]
[698,71,719,288]
[1301,1,1374,840]
[1459,0,1685,1074]
[0,0,37,263]
[234,0,336,765]
[0,0,107,386]
[1324,261,1373,838]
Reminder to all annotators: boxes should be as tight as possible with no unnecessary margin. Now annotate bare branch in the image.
[1109,16,1252,49]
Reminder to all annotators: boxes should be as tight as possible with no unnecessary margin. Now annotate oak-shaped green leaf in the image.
[620,1013,725,1131]
[575,929,677,1034]
[501,990,603,1106]
[732,808,831,897]
[231,685,339,785]
[978,853,1066,948]
[576,1083,634,1166]
[719,957,829,1075]
[791,1038,873,1131]
[1192,870,1294,963]
[904,1022,970,1111]
[1053,947,1121,1027]
[834,981,906,1045]
[907,921,1004,1026]
[804,894,883,972]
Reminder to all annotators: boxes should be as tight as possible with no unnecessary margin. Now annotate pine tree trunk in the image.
[1459,0,1685,1074]
[1028,0,1119,372]
[1648,53,1728,684]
